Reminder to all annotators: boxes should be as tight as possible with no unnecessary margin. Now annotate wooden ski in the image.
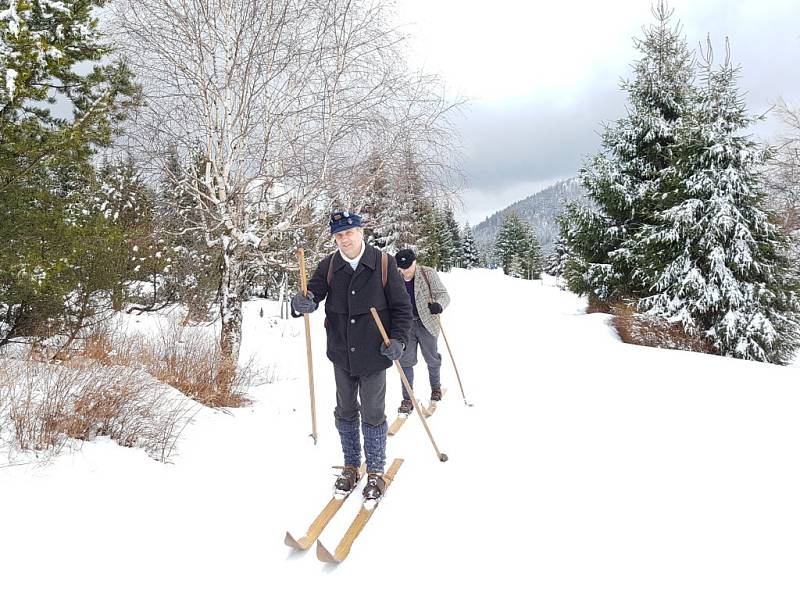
[316,458,404,563]
[388,387,446,434]
[387,413,409,436]
[284,464,366,551]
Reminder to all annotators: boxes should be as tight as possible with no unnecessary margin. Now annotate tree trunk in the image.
[111,284,125,311]
[218,237,245,395]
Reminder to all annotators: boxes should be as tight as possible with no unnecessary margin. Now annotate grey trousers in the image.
[333,365,387,473]
[333,365,387,427]
[399,318,442,401]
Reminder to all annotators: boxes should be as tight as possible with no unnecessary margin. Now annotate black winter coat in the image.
[303,243,413,376]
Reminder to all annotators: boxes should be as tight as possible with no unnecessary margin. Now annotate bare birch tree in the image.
[111,0,461,383]
[767,99,800,237]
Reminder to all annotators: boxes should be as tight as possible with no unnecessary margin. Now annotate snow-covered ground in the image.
[2,268,799,599]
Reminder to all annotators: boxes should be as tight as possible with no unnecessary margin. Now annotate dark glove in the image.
[291,290,317,314]
[427,302,443,315]
[380,339,404,361]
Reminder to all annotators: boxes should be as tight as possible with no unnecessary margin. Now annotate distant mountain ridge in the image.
[472,177,588,255]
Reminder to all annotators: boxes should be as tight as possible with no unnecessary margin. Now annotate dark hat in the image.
[395,248,416,269]
[329,210,363,235]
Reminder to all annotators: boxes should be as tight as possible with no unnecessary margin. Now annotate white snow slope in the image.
[2,268,799,600]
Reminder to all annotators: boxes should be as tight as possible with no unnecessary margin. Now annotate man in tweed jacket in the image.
[394,248,451,414]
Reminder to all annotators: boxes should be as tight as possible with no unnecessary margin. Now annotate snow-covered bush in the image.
[0,359,196,462]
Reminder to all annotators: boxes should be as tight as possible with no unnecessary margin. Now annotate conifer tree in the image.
[413,197,437,263]
[361,151,412,251]
[564,1,694,301]
[495,212,527,276]
[0,0,139,343]
[461,225,480,268]
[544,235,570,278]
[443,206,462,268]
[638,44,800,363]
[423,208,454,271]
[508,255,525,279]
[95,159,162,309]
[523,232,544,280]
[157,150,221,319]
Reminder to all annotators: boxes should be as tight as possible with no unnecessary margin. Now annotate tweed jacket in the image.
[410,265,450,337]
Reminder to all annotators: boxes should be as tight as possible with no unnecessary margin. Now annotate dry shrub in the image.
[2,360,77,455]
[586,296,613,315]
[62,366,195,461]
[0,359,195,462]
[82,330,116,364]
[138,319,254,408]
[610,303,714,354]
[80,320,144,366]
[75,317,270,409]
[0,313,276,463]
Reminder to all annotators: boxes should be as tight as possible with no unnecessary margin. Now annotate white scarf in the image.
[340,241,366,270]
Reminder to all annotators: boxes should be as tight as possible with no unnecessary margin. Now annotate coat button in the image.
[350,347,356,352]
[350,318,355,324]
[351,290,356,294]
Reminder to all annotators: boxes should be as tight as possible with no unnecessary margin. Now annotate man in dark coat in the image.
[291,211,412,500]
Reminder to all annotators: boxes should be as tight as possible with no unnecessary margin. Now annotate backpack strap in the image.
[327,249,389,289]
[326,252,336,287]
[419,265,433,297]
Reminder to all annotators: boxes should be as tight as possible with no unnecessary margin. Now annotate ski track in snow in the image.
[2,269,799,599]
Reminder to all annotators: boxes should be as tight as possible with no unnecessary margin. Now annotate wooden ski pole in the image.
[436,315,472,407]
[370,308,448,462]
[297,248,318,444]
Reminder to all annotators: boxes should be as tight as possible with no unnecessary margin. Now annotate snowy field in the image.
[2,268,799,600]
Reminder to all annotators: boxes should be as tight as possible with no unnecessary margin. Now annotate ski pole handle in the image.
[298,248,309,297]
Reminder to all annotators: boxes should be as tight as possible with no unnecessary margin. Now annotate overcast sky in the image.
[393,0,800,225]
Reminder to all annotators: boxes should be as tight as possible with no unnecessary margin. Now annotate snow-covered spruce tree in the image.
[368,145,438,259]
[443,206,463,268]
[544,235,569,277]
[155,150,222,320]
[508,255,525,279]
[461,225,479,268]
[95,158,166,311]
[638,44,800,364]
[564,1,694,302]
[494,211,535,278]
[359,151,393,248]
[50,159,158,358]
[415,199,438,266]
[393,146,430,250]
[524,232,544,279]
[494,212,522,276]
[358,150,418,253]
[0,0,139,345]
[423,207,455,271]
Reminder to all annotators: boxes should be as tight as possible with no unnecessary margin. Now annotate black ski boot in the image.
[430,387,442,403]
[335,465,360,493]
[397,399,413,415]
[362,473,387,500]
